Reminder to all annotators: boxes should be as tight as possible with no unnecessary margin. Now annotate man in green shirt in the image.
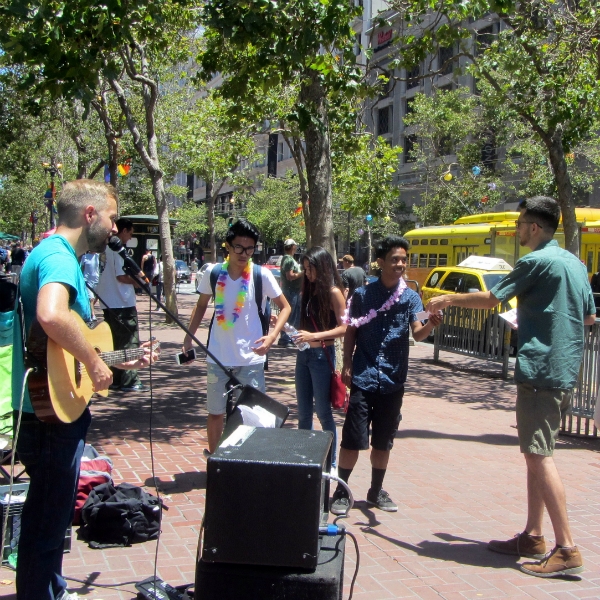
[278,239,302,347]
[427,196,595,578]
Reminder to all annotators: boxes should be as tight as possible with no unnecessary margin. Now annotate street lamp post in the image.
[42,160,62,229]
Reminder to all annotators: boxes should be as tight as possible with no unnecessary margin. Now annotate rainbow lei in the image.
[342,278,407,328]
[214,260,252,329]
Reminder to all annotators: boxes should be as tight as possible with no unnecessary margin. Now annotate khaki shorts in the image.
[516,383,572,456]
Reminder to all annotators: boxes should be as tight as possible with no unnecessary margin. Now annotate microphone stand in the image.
[122,263,242,392]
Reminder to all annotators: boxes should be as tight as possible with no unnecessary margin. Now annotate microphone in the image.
[108,236,148,283]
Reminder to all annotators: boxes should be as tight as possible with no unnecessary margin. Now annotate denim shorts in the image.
[206,362,265,415]
[341,385,404,451]
[516,383,572,456]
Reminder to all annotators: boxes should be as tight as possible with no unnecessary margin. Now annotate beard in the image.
[86,219,111,253]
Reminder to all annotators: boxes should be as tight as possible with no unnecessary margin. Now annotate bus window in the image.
[439,254,448,266]
[410,253,418,268]
[421,239,429,245]
[428,254,437,267]
[419,253,428,268]
[587,251,593,274]
[412,239,419,246]
[430,239,438,245]
[440,239,449,245]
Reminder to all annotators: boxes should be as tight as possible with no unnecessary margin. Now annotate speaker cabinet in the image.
[196,533,345,600]
[202,428,332,569]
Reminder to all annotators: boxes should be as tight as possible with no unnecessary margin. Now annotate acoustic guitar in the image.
[27,311,157,424]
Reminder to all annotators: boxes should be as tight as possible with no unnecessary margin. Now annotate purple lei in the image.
[342,278,408,328]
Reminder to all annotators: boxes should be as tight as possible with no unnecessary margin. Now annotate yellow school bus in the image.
[404,209,600,289]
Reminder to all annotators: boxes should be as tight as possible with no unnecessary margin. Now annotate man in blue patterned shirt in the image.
[331,236,442,514]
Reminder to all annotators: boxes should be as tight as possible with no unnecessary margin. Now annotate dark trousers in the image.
[15,408,91,600]
[102,306,141,388]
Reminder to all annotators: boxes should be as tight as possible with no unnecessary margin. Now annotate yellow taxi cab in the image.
[421,256,515,305]
[421,256,517,350]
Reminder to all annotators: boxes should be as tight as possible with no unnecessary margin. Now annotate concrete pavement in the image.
[1,289,599,599]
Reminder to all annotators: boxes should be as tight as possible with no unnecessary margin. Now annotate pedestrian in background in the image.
[278,238,303,348]
[427,196,595,577]
[341,254,366,300]
[96,218,145,393]
[293,247,346,468]
[80,251,100,321]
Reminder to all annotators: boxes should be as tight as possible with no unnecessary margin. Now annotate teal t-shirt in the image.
[280,254,301,294]
[12,235,92,412]
[491,239,595,389]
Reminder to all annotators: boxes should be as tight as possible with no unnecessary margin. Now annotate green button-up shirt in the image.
[491,239,595,389]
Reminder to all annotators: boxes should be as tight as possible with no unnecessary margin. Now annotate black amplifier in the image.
[202,427,333,569]
[196,533,345,600]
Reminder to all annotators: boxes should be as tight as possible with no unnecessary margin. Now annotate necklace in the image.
[342,278,407,328]
[214,260,252,329]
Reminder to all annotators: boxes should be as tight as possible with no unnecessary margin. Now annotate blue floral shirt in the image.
[349,279,423,393]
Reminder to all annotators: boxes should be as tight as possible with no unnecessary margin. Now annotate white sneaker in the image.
[60,593,79,600]
[330,465,338,478]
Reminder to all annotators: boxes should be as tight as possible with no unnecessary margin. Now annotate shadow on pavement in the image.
[396,429,519,446]
[406,358,516,411]
[147,471,207,493]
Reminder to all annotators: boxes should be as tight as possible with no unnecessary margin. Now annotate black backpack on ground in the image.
[80,482,163,548]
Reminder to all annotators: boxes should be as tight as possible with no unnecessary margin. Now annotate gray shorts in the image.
[206,362,265,415]
[516,383,572,456]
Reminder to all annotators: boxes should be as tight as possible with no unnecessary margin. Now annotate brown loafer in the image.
[521,545,584,578]
[487,531,546,559]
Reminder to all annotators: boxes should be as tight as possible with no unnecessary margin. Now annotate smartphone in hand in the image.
[175,348,197,365]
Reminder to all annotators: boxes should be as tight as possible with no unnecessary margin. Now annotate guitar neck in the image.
[100,348,146,367]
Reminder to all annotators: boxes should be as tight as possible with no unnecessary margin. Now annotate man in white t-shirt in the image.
[96,217,145,392]
[183,219,291,453]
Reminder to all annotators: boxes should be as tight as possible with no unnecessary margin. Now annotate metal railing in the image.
[563,321,599,437]
[433,302,513,378]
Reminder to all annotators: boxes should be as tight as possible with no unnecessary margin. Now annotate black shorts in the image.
[340,385,404,452]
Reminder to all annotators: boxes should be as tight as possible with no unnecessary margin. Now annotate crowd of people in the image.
[0,241,33,281]
[6,187,593,598]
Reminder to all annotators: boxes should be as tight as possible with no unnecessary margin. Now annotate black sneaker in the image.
[366,488,398,512]
[330,490,350,515]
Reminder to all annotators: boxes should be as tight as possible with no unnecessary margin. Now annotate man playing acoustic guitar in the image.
[12,180,158,600]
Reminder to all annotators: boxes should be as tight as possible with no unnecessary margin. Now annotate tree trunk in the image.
[299,74,334,257]
[546,128,579,256]
[107,71,178,320]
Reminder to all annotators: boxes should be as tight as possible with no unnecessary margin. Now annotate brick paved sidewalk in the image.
[1,291,599,599]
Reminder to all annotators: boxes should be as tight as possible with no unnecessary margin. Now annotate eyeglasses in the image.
[231,244,256,255]
[515,220,544,229]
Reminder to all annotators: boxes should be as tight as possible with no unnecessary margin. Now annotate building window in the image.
[354,33,361,56]
[404,135,417,163]
[476,25,495,55]
[378,105,392,136]
[438,45,454,76]
[406,64,420,90]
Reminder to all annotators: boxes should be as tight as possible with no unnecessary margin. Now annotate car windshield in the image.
[175,260,187,268]
[483,273,507,290]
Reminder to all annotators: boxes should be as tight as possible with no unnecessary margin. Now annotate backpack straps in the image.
[207,263,222,347]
